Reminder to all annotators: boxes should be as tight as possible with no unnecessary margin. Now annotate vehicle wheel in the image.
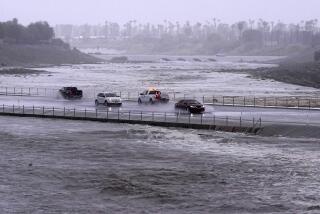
[149,98,154,104]
[95,100,99,105]
[104,101,109,106]
[138,98,142,104]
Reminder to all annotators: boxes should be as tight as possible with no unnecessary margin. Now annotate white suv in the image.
[95,92,122,106]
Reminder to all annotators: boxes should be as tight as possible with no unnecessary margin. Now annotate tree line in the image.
[0,18,55,44]
[55,19,320,49]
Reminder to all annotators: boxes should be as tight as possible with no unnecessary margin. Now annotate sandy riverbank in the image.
[216,61,320,89]
[0,68,47,75]
[249,62,320,89]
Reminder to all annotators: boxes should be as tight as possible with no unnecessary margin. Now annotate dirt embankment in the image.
[250,62,320,89]
[246,45,320,89]
[0,43,102,67]
[0,68,47,75]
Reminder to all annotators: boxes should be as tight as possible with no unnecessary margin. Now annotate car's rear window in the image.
[105,93,117,97]
[185,100,200,104]
[149,91,158,95]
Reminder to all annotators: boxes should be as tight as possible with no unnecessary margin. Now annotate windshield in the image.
[149,90,158,95]
[104,93,118,97]
[65,87,77,90]
[186,100,201,105]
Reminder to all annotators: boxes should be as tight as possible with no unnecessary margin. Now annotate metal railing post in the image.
[200,114,203,125]
[252,118,255,129]
[23,105,24,114]
[259,118,262,128]
[73,108,75,117]
[2,104,4,112]
[129,111,131,120]
[164,112,166,122]
[226,116,228,126]
[118,109,120,120]
[240,117,242,128]
[53,107,54,116]
[141,112,142,121]
[188,114,191,124]
[5,87,7,96]
[309,99,311,109]
[85,109,87,118]
[13,104,14,113]
[33,106,34,115]
[64,107,65,116]
[152,112,154,121]
[43,106,44,115]
[96,109,98,118]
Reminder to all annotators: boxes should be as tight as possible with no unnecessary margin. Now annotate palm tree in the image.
[237,21,246,40]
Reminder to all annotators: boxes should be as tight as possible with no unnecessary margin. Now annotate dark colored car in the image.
[175,99,205,114]
[59,87,83,99]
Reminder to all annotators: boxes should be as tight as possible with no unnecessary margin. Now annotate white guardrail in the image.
[0,104,263,131]
[0,86,320,109]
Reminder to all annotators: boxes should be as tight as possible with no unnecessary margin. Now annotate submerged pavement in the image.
[0,95,319,127]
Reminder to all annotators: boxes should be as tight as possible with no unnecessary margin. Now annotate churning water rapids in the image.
[1,116,320,213]
[1,55,319,98]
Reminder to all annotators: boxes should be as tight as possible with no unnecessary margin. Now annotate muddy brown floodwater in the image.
[0,116,320,213]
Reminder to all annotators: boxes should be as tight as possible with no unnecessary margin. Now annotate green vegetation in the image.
[0,19,100,66]
[315,50,320,61]
[0,18,54,44]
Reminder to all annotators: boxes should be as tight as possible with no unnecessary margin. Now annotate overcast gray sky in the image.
[1,0,319,25]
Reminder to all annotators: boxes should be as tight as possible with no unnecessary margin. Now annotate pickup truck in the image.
[138,88,169,104]
[59,87,83,99]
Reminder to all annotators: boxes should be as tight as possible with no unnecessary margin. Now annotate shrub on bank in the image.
[314,50,320,61]
[0,18,54,45]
